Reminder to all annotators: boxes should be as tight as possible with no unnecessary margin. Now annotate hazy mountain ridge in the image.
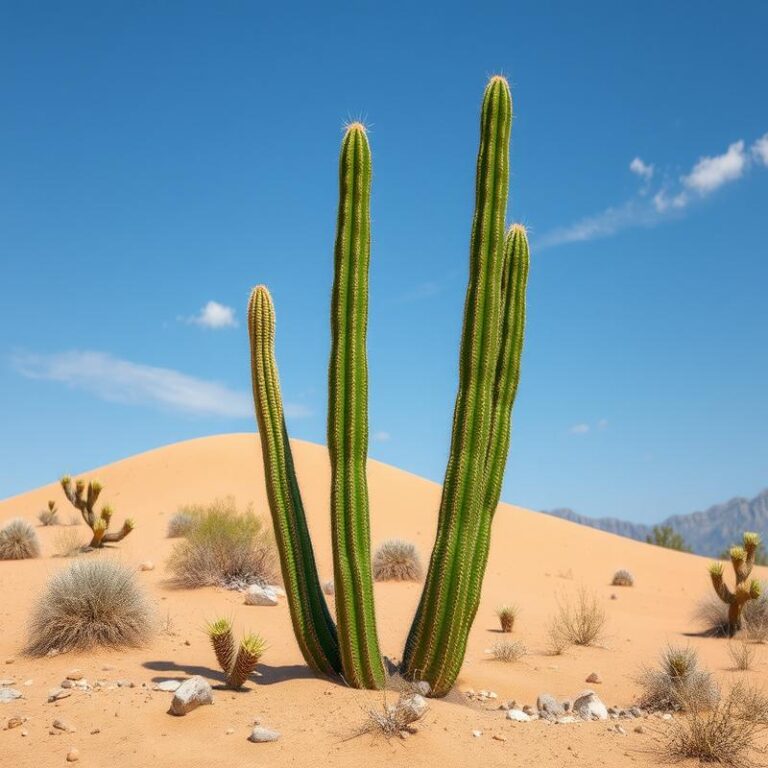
[543,489,768,557]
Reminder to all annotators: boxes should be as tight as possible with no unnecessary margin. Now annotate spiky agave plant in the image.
[248,75,529,697]
[206,618,266,690]
[710,532,763,637]
[60,476,134,548]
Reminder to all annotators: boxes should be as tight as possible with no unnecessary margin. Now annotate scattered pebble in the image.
[66,748,80,762]
[249,726,280,743]
[5,716,24,729]
[472,729,483,738]
[492,734,507,742]
[139,561,154,571]
[153,680,183,692]
[0,688,22,703]
[586,672,602,684]
[243,585,279,606]
[48,688,72,703]
[634,725,645,734]
[506,709,531,722]
[52,719,74,733]
[0,679,15,686]
[168,676,213,716]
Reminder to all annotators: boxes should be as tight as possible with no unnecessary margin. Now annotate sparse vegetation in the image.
[206,618,266,689]
[167,509,196,538]
[697,584,768,638]
[372,539,423,582]
[664,682,768,767]
[0,518,41,560]
[496,604,518,633]
[611,569,634,587]
[60,476,134,548]
[646,525,690,552]
[356,692,426,740]
[638,644,719,712]
[167,498,277,589]
[490,639,527,662]
[728,639,756,671]
[24,559,153,655]
[38,500,59,526]
[52,527,86,558]
[547,587,606,653]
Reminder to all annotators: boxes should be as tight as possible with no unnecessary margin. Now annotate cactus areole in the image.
[248,76,529,696]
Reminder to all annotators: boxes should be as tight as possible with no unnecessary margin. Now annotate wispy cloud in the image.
[539,134,767,248]
[182,300,238,329]
[569,418,608,436]
[12,350,311,419]
[372,430,391,442]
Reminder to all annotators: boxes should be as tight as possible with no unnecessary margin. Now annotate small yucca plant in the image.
[0,518,41,560]
[496,604,518,633]
[206,617,266,690]
[38,500,60,526]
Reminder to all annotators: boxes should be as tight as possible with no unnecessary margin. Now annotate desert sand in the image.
[1,433,764,767]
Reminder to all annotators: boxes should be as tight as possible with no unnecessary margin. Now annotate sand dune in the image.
[1,433,764,767]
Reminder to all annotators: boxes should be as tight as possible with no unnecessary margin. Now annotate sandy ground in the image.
[0,433,764,767]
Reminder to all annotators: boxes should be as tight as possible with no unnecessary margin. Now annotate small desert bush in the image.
[372,539,423,582]
[356,692,426,741]
[496,604,518,632]
[729,640,756,671]
[24,559,153,655]
[38,501,60,526]
[611,569,634,587]
[52,527,86,558]
[167,498,277,589]
[696,585,768,638]
[638,644,719,712]
[490,639,527,662]
[0,519,41,560]
[664,682,768,767]
[547,587,606,653]
[166,509,196,538]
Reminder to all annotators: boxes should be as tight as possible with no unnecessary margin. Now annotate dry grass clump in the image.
[52,528,86,558]
[547,587,606,653]
[356,692,427,741]
[372,539,423,582]
[664,682,768,767]
[696,585,768,638]
[38,501,60,526]
[0,519,41,560]
[729,640,757,671]
[167,498,277,589]
[638,644,719,712]
[611,568,634,587]
[496,604,518,632]
[166,509,196,538]
[24,559,154,656]
[490,639,527,662]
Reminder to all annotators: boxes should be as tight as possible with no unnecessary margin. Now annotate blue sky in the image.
[2,1,767,523]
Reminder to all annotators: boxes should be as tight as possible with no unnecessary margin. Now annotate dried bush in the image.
[0,519,41,560]
[24,559,154,656]
[664,682,768,767]
[372,539,423,582]
[496,604,518,632]
[696,585,768,638]
[638,644,719,712]
[52,528,86,558]
[490,639,527,663]
[729,640,756,671]
[167,498,277,589]
[38,501,59,526]
[166,509,196,538]
[356,692,427,740]
[611,569,634,587]
[547,587,606,652]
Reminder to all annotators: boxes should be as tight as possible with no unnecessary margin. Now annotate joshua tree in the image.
[207,618,266,689]
[60,476,134,549]
[248,75,528,696]
[709,532,762,637]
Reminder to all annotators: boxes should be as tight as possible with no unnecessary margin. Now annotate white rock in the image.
[168,676,213,715]
[139,561,155,571]
[0,679,15,686]
[154,679,183,692]
[47,687,71,702]
[266,585,286,597]
[573,690,608,721]
[322,580,335,596]
[398,694,429,724]
[0,688,22,703]
[472,730,483,738]
[244,585,279,606]
[506,709,531,722]
[249,726,280,742]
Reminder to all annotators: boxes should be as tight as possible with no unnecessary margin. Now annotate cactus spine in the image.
[709,532,762,637]
[60,476,134,548]
[402,77,525,696]
[248,287,342,678]
[328,123,385,689]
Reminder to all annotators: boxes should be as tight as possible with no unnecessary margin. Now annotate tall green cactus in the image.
[709,532,762,637]
[328,123,385,689]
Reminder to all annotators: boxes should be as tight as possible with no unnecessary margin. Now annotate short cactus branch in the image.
[206,619,266,690]
[60,476,134,549]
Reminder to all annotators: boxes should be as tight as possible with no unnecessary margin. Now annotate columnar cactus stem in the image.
[248,286,342,678]
[328,123,385,690]
[403,76,514,695]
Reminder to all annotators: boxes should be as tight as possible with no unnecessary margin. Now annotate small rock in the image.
[168,676,213,716]
[0,679,15,686]
[4,658,14,664]
[629,706,644,718]
[101,665,115,672]
[90,728,100,735]
[610,593,618,600]
[0,688,22,703]
[52,719,74,733]
[249,726,280,743]
[5,716,24,729]
[574,690,608,721]
[266,585,286,597]
[413,681,431,697]
[61,680,75,689]
[661,713,672,721]
[21,728,28,737]
[522,704,536,716]
[634,725,645,734]
[472,729,483,738]
[139,561,154,571]
[225,727,235,735]
[48,688,72,702]
[66,748,80,762]
[153,679,183,692]
[586,672,602,684]
[613,724,627,735]
[555,716,578,724]
[243,585,279,606]
[66,670,83,681]
[23,680,33,686]
[322,580,335,596]
[116,680,134,688]
[492,734,507,742]
[506,709,531,722]
[537,693,565,719]
[398,694,428,724]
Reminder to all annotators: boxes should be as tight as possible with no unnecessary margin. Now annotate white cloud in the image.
[597,418,609,430]
[569,423,590,435]
[185,301,238,329]
[652,189,689,213]
[12,350,311,419]
[629,157,654,181]
[752,133,768,166]
[682,140,747,194]
[372,430,391,442]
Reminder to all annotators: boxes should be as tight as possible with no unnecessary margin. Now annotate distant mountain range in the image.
[543,489,768,557]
